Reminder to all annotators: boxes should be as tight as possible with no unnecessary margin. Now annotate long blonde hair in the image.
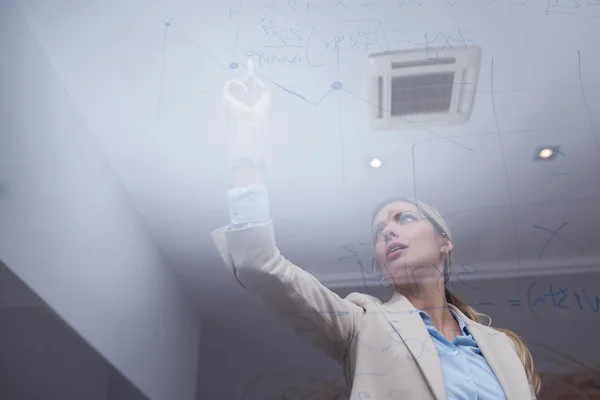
[372,197,541,395]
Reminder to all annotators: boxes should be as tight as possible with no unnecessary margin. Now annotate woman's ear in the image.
[440,238,454,253]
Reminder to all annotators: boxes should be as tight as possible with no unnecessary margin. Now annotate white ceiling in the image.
[13,0,600,395]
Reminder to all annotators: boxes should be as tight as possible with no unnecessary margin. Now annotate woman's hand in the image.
[223,76,271,130]
[223,76,271,186]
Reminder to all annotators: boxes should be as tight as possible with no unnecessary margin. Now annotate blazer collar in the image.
[379,292,522,400]
[442,303,521,400]
[379,292,446,400]
[450,304,529,400]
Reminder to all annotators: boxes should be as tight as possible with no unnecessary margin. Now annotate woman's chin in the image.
[386,256,419,272]
[387,261,439,283]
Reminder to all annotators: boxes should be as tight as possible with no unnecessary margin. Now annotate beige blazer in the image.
[211,221,536,400]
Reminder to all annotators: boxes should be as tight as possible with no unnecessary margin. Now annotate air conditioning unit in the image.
[368,45,482,129]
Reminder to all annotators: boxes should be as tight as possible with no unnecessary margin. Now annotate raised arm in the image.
[211,219,364,363]
[211,76,365,364]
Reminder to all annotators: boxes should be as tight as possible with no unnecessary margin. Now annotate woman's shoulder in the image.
[451,307,508,337]
[343,291,384,310]
[465,317,510,339]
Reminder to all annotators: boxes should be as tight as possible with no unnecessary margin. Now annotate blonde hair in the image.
[371,197,541,395]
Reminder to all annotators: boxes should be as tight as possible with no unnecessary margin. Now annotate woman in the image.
[212,76,541,399]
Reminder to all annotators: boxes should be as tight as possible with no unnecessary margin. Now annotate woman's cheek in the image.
[376,253,386,269]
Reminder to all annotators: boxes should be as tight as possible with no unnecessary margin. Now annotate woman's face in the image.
[372,201,452,285]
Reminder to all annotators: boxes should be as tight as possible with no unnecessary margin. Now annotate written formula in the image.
[250,18,474,63]
[546,0,600,18]
[337,243,600,317]
[282,281,600,361]
[526,282,600,318]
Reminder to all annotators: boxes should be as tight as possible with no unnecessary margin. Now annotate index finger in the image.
[223,80,252,113]
[252,78,270,94]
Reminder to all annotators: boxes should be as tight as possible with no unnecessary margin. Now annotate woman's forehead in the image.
[373,201,420,223]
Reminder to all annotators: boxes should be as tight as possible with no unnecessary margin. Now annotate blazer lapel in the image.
[380,293,446,400]
[449,306,524,400]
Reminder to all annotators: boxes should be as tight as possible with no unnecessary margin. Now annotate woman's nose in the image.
[383,230,398,244]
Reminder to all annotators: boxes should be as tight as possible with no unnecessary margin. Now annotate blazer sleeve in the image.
[211,221,365,363]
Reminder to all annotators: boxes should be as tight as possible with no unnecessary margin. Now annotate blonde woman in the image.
[212,76,540,399]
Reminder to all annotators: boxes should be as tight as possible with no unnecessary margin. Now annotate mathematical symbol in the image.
[257,2,283,14]
[450,29,474,49]
[411,33,441,59]
[285,28,300,41]
[534,223,583,259]
[439,33,453,50]
[268,30,289,46]
[507,299,521,306]
[347,32,375,50]
[532,295,546,307]
[533,285,571,309]
[256,16,267,25]
[334,0,349,8]
[333,36,344,51]
[323,36,345,51]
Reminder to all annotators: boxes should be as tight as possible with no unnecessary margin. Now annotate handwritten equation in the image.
[226,0,598,73]
[245,17,475,66]
[281,280,599,367]
[527,282,600,317]
[546,0,600,19]
[336,241,598,316]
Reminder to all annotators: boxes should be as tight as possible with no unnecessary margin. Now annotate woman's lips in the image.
[386,247,406,261]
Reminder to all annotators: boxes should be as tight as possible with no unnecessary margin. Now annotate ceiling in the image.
[11,0,600,397]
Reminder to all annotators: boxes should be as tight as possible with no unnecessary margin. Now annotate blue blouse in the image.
[420,309,506,399]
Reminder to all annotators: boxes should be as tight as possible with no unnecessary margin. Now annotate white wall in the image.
[0,2,200,399]
[0,261,149,400]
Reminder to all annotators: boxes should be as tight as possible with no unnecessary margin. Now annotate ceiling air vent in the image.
[368,46,481,129]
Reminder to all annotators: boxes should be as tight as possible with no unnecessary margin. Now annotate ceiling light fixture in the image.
[539,148,553,158]
[533,146,560,161]
[370,158,383,168]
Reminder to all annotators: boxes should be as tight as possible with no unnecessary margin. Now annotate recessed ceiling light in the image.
[539,148,553,158]
[370,158,383,168]
[533,146,560,161]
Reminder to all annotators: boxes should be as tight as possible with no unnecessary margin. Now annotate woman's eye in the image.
[399,214,416,224]
[373,213,416,241]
